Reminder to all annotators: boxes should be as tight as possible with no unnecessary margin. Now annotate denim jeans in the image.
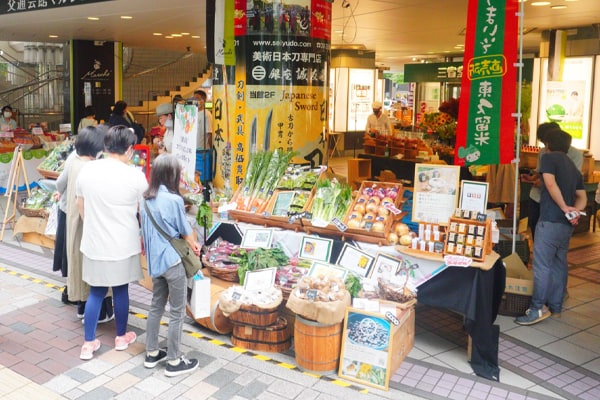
[145,263,187,361]
[531,221,573,313]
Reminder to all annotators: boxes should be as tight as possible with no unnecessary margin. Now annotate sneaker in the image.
[115,331,137,351]
[144,349,168,368]
[515,308,551,326]
[164,356,199,377]
[76,302,85,319]
[80,339,101,360]
[98,309,114,324]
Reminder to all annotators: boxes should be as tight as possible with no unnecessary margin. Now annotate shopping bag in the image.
[189,275,210,319]
[44,203,58,236]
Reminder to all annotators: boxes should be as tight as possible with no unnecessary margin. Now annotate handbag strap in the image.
[143,200,173,242]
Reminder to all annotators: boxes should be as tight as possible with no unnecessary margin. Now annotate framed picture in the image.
[339,308,394,390]
[336,243,375,278]
[299,235,334,262]
[270,191,295,217]
[308,261,348,280]
[412,163,460,224]
[459,180,489,214]
[369,253,403,281]
[243,267,277,291]
[240,228,273,249]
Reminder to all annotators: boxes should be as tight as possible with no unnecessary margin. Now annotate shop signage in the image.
[455,0,518,166]
[0,0,113,15]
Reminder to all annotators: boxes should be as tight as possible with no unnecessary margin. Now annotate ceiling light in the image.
[171,34,182,37]
[120,16,133,19]
[551,5,567,9]
[181,32,190,36]
[531,1,550,6]
[49,34,58,38]
[87,17,99,21]
[192,36,200,39]
[165,36,173,39]
[153,33,162,36]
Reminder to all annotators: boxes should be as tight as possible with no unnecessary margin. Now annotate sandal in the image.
[80,339,101,360]
[115,331,137,351]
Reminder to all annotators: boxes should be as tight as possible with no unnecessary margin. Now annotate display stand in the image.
[1,146,31,241]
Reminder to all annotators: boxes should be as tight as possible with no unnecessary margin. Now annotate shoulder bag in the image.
[143,200,201,278]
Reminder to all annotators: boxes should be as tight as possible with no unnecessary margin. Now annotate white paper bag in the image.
[189,276,211,319]
[44,203,58,236]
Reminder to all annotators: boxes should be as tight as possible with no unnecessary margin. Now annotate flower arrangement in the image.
[418,98,459,143]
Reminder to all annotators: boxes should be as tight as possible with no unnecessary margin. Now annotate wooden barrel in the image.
[278,301,295,337]
[231,317,291,352]
[294,315,342,373]
[186,279,233,335]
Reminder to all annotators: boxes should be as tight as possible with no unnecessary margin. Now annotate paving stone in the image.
[235,380,268,399]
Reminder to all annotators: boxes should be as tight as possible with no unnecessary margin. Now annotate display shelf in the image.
[347,158,372,189]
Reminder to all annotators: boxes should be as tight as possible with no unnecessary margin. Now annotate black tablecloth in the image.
[417,259,506,381]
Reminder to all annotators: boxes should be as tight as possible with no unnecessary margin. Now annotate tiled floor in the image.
[1,159,600,399]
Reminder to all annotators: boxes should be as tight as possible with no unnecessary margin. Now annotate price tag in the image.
[306,289,318,302]
[476,212,487,222]
[304,212,312,220]
[364,221,373,231]
[385,311,400,326]
[32,127,44,135]
[384,203,401,215]
[231,291,242,301]
[331,217,348,232]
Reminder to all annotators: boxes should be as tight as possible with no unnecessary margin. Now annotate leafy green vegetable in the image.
[230,247,290,285]
[196,202,212,230]
[345,273,362,298]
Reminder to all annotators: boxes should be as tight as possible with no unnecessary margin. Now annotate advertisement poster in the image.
[459,180,489,213]
[172,104,198,184]
[339,308,393,390]
[412,164,460,224]
[211,0,332,191]
[538,57,593,148]
[347,69,375,131]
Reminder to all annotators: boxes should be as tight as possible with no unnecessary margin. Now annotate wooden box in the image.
[390,307,416,374]
[231,317,292,352]
[21,232,55,249]
[343,181,404,245]
[444,217,492,262]
[347,158,372,189]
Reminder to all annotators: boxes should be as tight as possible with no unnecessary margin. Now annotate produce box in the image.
[343,181,404,245]
[499,253,533,316]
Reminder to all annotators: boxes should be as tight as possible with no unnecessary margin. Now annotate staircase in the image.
[123,48,212,129]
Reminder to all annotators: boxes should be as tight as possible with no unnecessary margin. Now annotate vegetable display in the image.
[309,178,352,226]
[37,141,74,173]
[229,247,290,285]
[234,149,296,213]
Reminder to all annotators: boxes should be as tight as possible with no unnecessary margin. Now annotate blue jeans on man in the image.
[530,220,573,313]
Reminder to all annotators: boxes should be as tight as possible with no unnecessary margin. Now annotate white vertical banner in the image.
[214,0,225,65]
[172,104,198,184]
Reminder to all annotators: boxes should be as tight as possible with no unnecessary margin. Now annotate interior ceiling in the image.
[0,0,599,72]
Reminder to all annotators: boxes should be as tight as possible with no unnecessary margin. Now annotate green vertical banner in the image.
[455,0,518,166]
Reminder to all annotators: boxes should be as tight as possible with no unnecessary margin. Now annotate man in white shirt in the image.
[365,101,393,137]
[193,90,213,149]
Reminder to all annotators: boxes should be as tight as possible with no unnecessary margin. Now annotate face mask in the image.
[165,119,174,128]
[3,111,11,118]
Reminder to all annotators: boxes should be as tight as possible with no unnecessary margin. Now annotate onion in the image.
[348,211,363,221]
[388,232,399,245]
[372,221,385,232]
[364,212,376,221]
[365,201,378,213]
[377,205,390,217]
[394,222,410,236]
[354,203,366,214]
[347,218,362,229]
[357,194,370,204]
[400,234,413,246]
[381,197,395,206]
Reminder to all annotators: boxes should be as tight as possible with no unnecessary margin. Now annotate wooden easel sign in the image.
[1,146,30,241]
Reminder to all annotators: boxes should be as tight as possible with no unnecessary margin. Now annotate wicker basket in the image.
[208,265,240,282]
[498,292,531,317]
[17,204,49,218]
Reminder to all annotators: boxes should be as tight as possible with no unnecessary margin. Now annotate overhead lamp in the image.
[120,15,133,20]
[87,17,99,21]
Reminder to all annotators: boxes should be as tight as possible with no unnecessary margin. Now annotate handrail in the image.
[125,52,197,80]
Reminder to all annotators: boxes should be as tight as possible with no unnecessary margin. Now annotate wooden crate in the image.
[390,307,416,374]
[444,217,492,262]
[343,181,404,245]
[21,232,55,249]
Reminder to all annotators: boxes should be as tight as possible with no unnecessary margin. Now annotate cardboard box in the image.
[503,253,533,296]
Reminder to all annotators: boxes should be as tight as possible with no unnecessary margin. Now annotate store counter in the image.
[358,153,475,185]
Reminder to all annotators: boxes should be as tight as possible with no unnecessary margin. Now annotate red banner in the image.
[455,0,518,165]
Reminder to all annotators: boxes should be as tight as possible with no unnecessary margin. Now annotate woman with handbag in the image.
[76,125,148,360]
[140,153,200,376]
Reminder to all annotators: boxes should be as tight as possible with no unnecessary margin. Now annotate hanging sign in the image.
[0,0,113,15]
[455,0,518,166]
